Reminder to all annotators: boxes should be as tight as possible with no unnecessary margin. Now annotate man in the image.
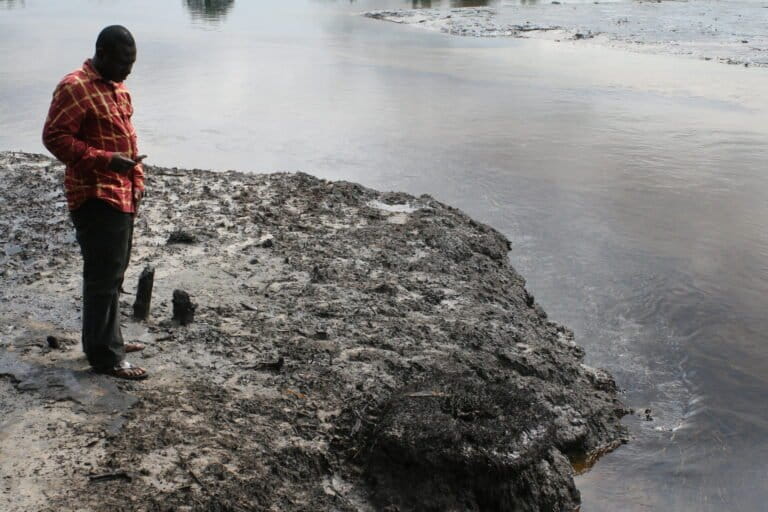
[43,25,148,380]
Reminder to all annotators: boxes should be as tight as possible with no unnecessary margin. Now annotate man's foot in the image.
[96,361,148,380]
[125,342,145,353]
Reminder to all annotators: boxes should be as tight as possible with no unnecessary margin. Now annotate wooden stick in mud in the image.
[88,471,133,483]
[132,265,155,320]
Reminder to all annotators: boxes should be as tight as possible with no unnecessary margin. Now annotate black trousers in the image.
[70,199,134,370]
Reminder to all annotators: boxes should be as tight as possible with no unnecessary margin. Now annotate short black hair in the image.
[95,25,135,52]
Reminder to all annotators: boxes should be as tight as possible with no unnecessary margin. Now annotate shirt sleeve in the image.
[42,80,113,174]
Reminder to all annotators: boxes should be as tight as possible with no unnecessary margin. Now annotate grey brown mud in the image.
[0,152,628,512]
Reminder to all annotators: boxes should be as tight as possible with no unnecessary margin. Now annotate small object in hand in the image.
[46,335,60,349]
[109,153,144,174]
[172,289,196,325]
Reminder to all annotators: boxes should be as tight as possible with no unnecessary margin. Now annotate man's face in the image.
[97,43,136,83]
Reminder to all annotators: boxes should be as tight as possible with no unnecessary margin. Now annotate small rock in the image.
[167,230,197,245]
[311,265,330,283]
[172,290,197,326]
[423,289,445,305]
[524,290,535,308]
[249,356,285,373]
[373,283,398,295]
[46,335,60,349]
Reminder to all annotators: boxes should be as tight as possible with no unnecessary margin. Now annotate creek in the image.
[2,0,768,509]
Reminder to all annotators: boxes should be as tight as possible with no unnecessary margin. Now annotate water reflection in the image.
[411,0,493,5]
[184,0,234,22]
[449,0,493,5]
[0,0,25,9]
[339,0,493,6]
[410,0,493,6]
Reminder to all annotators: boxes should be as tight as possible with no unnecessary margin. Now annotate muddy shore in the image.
[0,151,628,511]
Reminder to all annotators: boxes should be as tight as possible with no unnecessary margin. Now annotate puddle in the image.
[0,350,137,415]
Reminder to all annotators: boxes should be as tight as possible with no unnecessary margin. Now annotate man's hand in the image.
[133,187,144,213]
[108,153,146,174]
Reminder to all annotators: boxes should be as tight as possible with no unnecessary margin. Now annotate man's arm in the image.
[132,159,146,211]
[42,80,113,173]
[132,161,146,192]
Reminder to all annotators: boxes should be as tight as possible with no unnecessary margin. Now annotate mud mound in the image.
[0,151,627,512]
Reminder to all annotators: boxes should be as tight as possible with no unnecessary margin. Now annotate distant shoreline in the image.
[363,5,768,68]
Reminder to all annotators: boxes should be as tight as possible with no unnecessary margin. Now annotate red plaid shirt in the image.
[43,59,144,213]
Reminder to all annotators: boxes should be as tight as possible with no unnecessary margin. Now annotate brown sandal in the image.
[125,342,146,353]
[97,361,149,380]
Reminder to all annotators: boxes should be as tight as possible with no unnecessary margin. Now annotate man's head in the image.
[93,25,136,83]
